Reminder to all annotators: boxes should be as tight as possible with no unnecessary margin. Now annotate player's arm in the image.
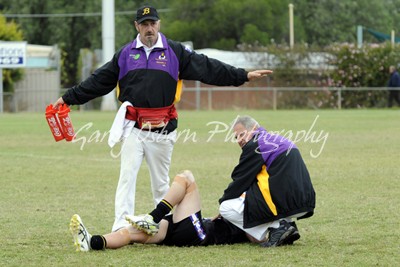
[169,41,247,86]
[59,46,125,107]
[62,58,119,106]
[172,41,272,84]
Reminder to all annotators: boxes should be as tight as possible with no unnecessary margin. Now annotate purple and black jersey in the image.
[62,33,248,132]
[220,127,315,228]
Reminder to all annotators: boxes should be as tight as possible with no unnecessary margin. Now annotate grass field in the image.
[0,109,399,266]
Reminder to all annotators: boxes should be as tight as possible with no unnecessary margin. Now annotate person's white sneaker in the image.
[69,214,91,252]
[125,214,159,235]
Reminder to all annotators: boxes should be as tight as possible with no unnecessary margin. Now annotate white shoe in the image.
[69,214,91,252]
[125,214,159,235]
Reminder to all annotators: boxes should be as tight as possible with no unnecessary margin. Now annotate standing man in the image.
[218,116,316,247]
[53,6,273,232]
[387,65,400,107]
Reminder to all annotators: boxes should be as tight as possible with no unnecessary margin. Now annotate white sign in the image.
[0,41,27,68]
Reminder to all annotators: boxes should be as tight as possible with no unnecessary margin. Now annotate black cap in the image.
[136,6,159,24]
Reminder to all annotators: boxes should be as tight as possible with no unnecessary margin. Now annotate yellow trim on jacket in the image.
[257,165,277,216]
[174,79,183,103]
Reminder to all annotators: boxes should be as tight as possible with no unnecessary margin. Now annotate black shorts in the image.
[160,211,206,247]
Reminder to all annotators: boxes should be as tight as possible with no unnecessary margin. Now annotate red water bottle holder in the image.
[45,104,75,142]
[58,104,75,141]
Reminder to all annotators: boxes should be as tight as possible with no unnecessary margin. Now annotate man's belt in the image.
[125,104,178,130]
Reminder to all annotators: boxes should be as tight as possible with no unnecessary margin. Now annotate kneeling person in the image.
[219,116,316,247]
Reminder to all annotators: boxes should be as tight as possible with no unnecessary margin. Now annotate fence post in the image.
[208,88,212,110]
[337,88,342,110]
[195,80,200,110]
[12,91,17,112]
[272,88,277,110]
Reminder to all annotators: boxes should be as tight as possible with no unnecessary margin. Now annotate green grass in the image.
[0,109,399,266]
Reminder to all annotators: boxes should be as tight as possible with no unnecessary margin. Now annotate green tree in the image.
[3,0,400,92]
[0,0,155,87]
[53,1,102,87]
[0,13,24,92]
[2,0,102,87]
[240,24,269,46]
[163,0,291,49]
[293,0,398,46]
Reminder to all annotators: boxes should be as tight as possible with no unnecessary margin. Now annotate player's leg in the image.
[70,214,169,251]
[112,129,145,232]
[144,130,176,206]
[103,220,169,248]
[170,170,201,223]
[126,170,201,234]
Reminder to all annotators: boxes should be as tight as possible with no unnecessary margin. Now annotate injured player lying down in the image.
[69,170,249,251]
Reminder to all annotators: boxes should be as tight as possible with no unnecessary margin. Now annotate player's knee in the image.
[182,170,195,183]
[175,170,195,183]
[174,170,196,192]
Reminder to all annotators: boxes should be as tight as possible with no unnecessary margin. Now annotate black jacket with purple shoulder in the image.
[219,127,315,228]
[62,33,248,132]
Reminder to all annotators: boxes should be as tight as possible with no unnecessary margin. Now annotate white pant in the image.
[219,193,306,241]
[112,128,176,232]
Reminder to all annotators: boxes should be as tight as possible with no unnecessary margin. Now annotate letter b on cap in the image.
[142,8,150,15]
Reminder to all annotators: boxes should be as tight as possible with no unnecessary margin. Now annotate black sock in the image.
[90,235,107,250]
[149,199,173,223]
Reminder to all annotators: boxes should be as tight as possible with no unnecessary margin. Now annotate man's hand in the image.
[53,97,65,109]
[247,70,273,81]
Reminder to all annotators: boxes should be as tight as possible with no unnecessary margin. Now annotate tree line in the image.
[1,0,400,89]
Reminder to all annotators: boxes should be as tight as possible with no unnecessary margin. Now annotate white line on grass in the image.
[0,152,119,163]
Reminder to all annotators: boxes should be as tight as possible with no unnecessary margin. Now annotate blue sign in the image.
[0,41,27,68]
